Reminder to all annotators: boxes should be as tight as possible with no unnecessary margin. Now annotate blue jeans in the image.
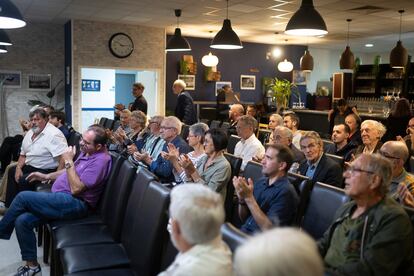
[0,191,88,261]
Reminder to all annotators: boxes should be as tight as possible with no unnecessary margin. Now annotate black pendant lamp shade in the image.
[390,10,408,69]
[300,50,314,72]
[340,19,355,70]
[0,30,12,45]
[0,0,26,29]
[210,0,243,49]
[166,9,191,52]
[285,0,327,36]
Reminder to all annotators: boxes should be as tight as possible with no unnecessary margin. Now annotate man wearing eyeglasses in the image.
[148,116,191,183]
[380,141,414,207]
[298,131,342,187]
[318,153,413,276]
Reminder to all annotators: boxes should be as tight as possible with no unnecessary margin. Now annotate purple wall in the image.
[165,35,307,113]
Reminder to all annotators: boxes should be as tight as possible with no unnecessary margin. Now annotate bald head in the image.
[229,104,245,121]
[381,141,409,163]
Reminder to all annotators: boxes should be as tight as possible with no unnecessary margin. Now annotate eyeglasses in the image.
[160,126,175,130]
[345,165,375,175]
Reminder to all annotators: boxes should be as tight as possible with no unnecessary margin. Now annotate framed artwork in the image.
[178,74,195,90]
[0,70,21,88]
[240,75,256,90]
[82,79,101,92]
[292,70,307,85]
[215,81,232,96]
[28,74,52,90]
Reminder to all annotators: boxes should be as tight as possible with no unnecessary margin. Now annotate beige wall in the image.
[71,20,166,130]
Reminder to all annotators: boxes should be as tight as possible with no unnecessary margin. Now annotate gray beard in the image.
[32,126,40,134]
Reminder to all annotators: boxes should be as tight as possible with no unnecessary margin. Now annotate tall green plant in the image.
[271,78,297,110]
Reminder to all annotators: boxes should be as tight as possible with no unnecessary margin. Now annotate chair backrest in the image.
[112,120,120,131]
[221,222,249,253]
[224,153,242,221]
[326,153,345,168]
[125,182,170,276]
[221,122,230,130]
[104,118,115,130]
[257,129,272,144]
[120,167,157,246]
[67,131,82,160]
[210,120,222,129]
[410,156,414,174]
[101,159,137,241]
[243,161,263,183]
[322,139,334,152]
[98,117,107,127]
[180,124,190,141]
[288,172,311,192]
[301,182,349,239]
[227,135,241,154]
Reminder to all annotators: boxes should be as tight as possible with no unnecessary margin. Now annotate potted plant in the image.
[270,78,297,113]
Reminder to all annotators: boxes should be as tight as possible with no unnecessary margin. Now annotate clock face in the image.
[109,33,134,58]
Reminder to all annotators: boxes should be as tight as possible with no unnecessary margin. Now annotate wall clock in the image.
[108,32,134,58]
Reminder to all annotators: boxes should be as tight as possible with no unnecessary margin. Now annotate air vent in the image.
[348,5,388,14]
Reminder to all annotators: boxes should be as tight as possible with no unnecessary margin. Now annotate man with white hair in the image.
[318,153,413,275]
[227,104,245,135]
[147,116,191,183]
[354,119,386,155]
[380,141,414,207]
[234,115,265,170]
[234,228,323,276]
[159,184,232,276]
[272,126,305,164]
[172,79,197,125]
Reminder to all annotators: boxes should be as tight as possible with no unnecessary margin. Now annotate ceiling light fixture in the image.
[339,19,355,70]
[210,0,243,49]
[0,45,8,53]
[166,9,191,52]
[0,30,12,46]
[0,0,26,29]
[285,0,327,36]
[278,59,293,72]
[300,49,313,72]
[365,43,374,48]
[202,52,219,67]
[390,10,408,69]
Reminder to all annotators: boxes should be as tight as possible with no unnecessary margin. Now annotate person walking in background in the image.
[173,79,197,125]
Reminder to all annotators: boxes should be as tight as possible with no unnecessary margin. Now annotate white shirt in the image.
[21,123,68,169]
[158,236,233,276]
[234,133,265,170]
[292,131,302,149]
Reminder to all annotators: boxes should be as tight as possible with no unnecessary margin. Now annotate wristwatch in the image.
[64,160,73,170]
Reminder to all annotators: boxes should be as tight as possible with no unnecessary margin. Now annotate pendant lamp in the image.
[0,30,12,46]
[0,0,26,29]
[285,0,327,36]
[0,45,8,53]
[210,0,243,49]
[390,10,408,69]
[339,19,355,70]
[300,49,313,72]
[166,9,191,52]
[202,52,219,67]
[278,59,294,72]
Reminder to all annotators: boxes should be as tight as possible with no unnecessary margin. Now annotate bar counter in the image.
[293,109,387,137]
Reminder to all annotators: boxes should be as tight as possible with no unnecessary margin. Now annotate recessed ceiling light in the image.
[365,43,374,48]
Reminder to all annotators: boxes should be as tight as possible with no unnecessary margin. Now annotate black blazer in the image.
[299,153,343,187]
[175,91,197,125]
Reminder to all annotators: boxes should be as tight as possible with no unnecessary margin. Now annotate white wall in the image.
[137,71,157,118]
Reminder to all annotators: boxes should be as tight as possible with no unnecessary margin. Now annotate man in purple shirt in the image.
[0,125,111,276]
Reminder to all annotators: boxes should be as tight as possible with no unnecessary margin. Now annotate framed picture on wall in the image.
[240,75,256,90]
[0,70,21,88]
[292,70,307,85]
[28,74,51,90]
[215,81,232,96]
[178,74,195,90]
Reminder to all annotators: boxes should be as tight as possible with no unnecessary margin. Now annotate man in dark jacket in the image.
[318,153,413,276]
[130,82,148,114]
[173,79,197,125]
[299,131,343,187]
[325,124,356,162]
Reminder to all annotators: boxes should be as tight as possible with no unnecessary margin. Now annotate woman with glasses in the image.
[163,123,209,183]
[177,129,231,200]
